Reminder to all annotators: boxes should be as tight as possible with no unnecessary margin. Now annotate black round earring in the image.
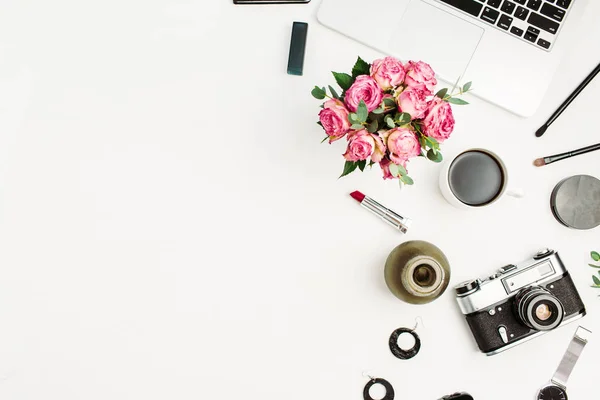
[388,327,421,360]
[363,377,395,400]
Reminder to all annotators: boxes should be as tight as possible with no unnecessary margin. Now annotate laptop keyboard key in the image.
[556,0,571,9]
[528,12,559,34]
[501,0,516,14]
[487,0,502,8]
[538,38,551,49]
[526,0,542,11]
[514,0,526,3]
[498,14,513,30]
[515,6,529,20]
[481,6,501,23]
[510,26,524,36]
[540,3,566,21]
[524,31,538,42]
[438,0,484,17]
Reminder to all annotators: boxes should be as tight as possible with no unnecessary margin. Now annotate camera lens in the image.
[535,304,553,321]
[515,286,564,331]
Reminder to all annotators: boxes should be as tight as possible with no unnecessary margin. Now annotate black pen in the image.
[536,61,600,138]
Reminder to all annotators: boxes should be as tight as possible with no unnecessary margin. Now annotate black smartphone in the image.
[234,0,310,4]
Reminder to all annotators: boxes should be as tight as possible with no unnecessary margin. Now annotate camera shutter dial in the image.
[534,248,555,260]
[455,279,480,296]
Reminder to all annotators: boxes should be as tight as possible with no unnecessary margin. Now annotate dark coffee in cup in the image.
[448,150,505,206]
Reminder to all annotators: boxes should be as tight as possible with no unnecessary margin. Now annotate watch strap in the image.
[551,326,591,389]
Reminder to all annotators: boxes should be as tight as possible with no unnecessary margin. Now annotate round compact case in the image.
[551,175,600,230]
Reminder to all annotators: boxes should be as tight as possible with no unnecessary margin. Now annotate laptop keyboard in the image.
[435,0,573,51]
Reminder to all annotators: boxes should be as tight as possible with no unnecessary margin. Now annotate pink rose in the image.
[404,61,437,95]
[344,76,384,113]
[397,87,428,120]
[422,97,455,142]
[370,57,406,90]
[319,99,351,142]
[371,133,386,163]
[343,130,375,162]
[385,127,421,164]
[379,158,407,180]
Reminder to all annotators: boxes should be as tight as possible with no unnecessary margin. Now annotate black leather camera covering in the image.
[464,273,586,354]
[441,392,473,400]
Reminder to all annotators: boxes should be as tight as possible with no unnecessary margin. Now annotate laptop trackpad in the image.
[389,0,484,82]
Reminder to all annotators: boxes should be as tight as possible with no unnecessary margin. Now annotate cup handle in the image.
[506,188,525,198]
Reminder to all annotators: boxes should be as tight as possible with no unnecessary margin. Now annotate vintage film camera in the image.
[455,249,586,355]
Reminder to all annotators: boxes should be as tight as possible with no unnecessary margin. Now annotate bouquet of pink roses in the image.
[312,56,471,185]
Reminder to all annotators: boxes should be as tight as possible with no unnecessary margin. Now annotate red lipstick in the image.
[350,191,411,234]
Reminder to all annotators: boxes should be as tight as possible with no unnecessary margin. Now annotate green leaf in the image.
[351,56,371,78]
[435,88,448,99]
[317,121,323,127]
[400,175,414,185]
[388,163,400,177]
[462,81,472,92]
[348,113,360,124]
[397,164,407,176]
[350,123,364,130]
[593,275,600,286]
[383,97,397,109]
[591,251,600,261]
[328,85,340,100]
[447,97,469,105]
[357,100,368,123]
[321,136,329,143]
[589,264,600,269]
[427,149,443,163]
[371,107,384,115]
[339,161,358,178]
[395,112,411,125]
[426,136,440,150]
[413,121,422,132]
[357,160,367,172]
[332,72,353,91]
[385,115,395,129]
[311,86,326,100]
[371,112,385,122]
[368,160,375,168]
[367,119,378,133]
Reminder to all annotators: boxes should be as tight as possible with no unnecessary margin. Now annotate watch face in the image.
[538,385,568,400]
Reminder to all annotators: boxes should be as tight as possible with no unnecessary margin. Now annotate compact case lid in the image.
[551,175,600,230]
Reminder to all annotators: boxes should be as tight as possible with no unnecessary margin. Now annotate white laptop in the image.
[317,0,588,117]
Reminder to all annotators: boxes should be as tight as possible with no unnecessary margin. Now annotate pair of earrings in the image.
[363,318,425,400]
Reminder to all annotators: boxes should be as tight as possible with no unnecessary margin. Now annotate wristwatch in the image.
[536,326,591,400]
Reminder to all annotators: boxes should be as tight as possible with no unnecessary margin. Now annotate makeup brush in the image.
[536,61,600,138]
[533,142,600,167]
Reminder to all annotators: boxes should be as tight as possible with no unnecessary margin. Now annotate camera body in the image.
[455,249,586,356]
[438,393,473,400]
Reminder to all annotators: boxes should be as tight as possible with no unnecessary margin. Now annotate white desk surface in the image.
[0,1,599,399]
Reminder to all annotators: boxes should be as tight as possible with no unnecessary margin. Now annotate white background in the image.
[0,1,599,399]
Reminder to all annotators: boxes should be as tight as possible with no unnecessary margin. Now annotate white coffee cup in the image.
[439,148,524,210]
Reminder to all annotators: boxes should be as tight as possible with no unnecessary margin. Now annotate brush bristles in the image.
[535,125,548,137]
[533,158,546,167]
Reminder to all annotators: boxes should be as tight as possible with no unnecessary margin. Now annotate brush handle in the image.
[547,142,600,164]
[544,62,600,129]
[569,142,600,157]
